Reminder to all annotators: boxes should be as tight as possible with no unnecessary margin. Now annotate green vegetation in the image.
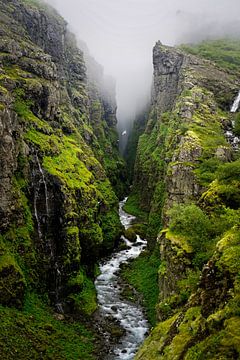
[121,249,161,326]
[234,113,240,136]
[180,38,240,73]
[132,39,240,360]
[68,273,97,316]
[89,96,127,198]
[124,227,137,242]
[168,203,213,267]
[129,109,182,246]
[124,109,149,182]
[0,3,126,358]
[123,193,148,221]
[0,293,95,360]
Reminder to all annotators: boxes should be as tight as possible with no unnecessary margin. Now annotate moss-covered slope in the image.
[132,40,240,359]
[0,0,125,355]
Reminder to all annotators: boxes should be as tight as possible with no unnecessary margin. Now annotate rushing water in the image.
[224,91,240,150]
[230,90,240,113]
[95,198,149,360]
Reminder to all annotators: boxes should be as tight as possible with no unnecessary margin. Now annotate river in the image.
[95,198,149,360]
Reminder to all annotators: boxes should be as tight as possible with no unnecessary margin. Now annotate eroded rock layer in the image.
[133,41,240,359]
[0,0,125,313]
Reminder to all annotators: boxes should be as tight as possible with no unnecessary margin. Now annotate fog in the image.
[47,0,240,139]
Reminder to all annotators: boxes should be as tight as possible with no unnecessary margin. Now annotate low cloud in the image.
[46,0,240,132]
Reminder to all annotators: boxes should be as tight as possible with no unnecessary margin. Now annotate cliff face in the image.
[0,0,124,314]
[133,41,240,358]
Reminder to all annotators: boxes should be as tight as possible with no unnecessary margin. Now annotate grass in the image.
[180,38,240,73]
[123,193,148,221]
[0,293,95,360]
[69,275,98,316]
[121,249,161,326]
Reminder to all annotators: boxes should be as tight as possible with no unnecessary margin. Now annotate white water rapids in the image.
[230,90,240,113]
[225,91,240,150]
[95,198,149,359]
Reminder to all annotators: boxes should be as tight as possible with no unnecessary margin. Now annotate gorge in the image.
[0,1,240,360]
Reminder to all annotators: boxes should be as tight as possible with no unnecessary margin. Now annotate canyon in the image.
[0,1,240,359]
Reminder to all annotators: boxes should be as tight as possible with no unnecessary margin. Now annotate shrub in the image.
[168,203,212,252]
[168,204,214,268]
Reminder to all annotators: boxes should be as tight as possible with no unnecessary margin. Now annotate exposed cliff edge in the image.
[132,41,240,359]
[1,1,240,358]
[0,0,126,350]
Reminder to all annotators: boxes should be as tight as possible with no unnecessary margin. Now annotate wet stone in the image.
[95,198,149,359]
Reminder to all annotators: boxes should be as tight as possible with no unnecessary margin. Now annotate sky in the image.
[47,0,240,135]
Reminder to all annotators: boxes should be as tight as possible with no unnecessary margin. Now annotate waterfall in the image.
[36,153,49,218]
[34,152,63,311]
[230,91,240,113]
[33,153,54,257]
[34,188,42,240]
[55,261,64,313]
[225,92,240,150]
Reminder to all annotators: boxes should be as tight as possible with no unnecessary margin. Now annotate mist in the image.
[46,0,240,138]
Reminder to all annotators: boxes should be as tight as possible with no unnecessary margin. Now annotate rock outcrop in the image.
[0,0,124,313]
[132,41,240,358]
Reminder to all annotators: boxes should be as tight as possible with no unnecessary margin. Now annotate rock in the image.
[0,255,25,308]
[124,228,137,243]
[0,0,124,313]
[53,313,65,321]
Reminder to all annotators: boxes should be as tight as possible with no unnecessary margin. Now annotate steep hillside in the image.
[132,40,240,359]
[0,0,125,357]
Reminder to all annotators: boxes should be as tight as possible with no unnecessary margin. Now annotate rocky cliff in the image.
[132,40,240,358]
[0,0,125,321]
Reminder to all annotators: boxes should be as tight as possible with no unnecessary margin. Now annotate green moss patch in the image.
[0,293,95,360]
[68,274,97,316]
[123,193,148,221]
[0,255,25,308]
[180,39,240,73]
[121,249,161,325]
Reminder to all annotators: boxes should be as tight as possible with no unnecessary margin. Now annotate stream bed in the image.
[95,198,149,359]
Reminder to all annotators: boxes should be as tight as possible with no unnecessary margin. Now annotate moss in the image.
[69,274,97,316]
[99,209,123,251]
[43,137,93,189]
[0,292,95,359]
[234,113,240,136]
[124,227,137,242]
[221,317,240,353]
[1,177,36,291]
[132,40,240,360]
[165,230,193,254]
[168,203,213,260]
[194,157,223,186]
[67,270,84,289]
[135,314,179,360]
[63,226,81,267]
[26,127,122,256]
[177,269,201,301]
[14,99,53,132]
[216,228,240,274]
[123,192,148,221]
[180,39,240,73]
[130,223,147,239]
[124,108,149,182]
[185,315,240,360]
[0,254,26,308]
[121,248,161,325]
[25,128,59,153]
